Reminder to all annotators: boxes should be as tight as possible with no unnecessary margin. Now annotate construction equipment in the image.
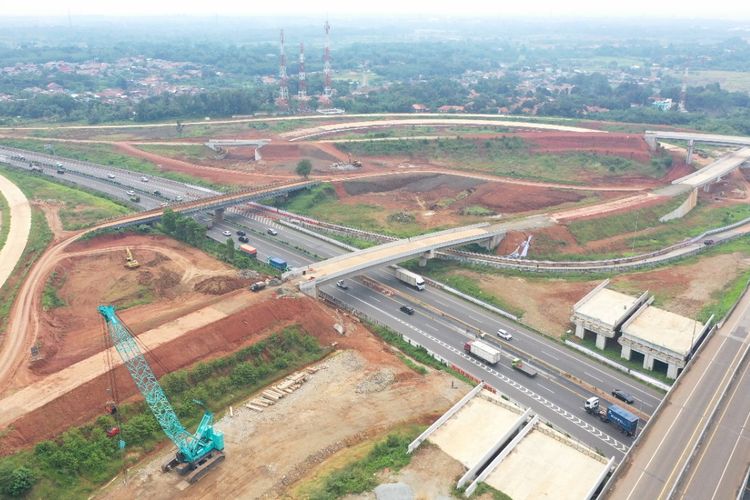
[98,305,225,483]
[124,247,140,269]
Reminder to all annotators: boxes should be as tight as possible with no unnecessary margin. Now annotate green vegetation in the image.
[574,335,673,386]
[308,429,419,500]
[567,195,687,245]
[0,208,53,331]
[564,200,750,257]
[272,184,445,238]
[159,208,276,275]
[41,272,65,310]
[135,144,214,163]
[461,205,496,217]
[396,353,428,375]
[0,326,327,499]
[338,137,663,183]
[452,482,513,500]
[0,165,131,230]
[0,188,9,251]
[296,159,313,179]
[0,139,228,192]
[699,268,750,323]
[403,260,525,318]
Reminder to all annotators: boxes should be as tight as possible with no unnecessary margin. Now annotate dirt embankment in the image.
[31,233,250,377]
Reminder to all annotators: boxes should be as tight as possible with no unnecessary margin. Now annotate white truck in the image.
[395,268,426,291]
[464,340,501,365]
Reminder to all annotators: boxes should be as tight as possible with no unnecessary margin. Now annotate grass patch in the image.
[453,481,513,500]
[41,272,65,311]
[0,187,9,251]
[699,267,750,323]
[271,184,448,238]
[403,260,525,319]
[135,144,215,163]
[0,165,131,230]
[567,195,687,245]
[338,137,664,184]
[0,325,328,499]
[307,428,420,500]
[0,208,53,332]
[574,335,673,386]
[0,139,228,192]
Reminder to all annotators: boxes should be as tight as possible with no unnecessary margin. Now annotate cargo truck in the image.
[395,268,426,291]
[584,397,638,436]
[268,257,288,271]
[463,340,501,365]
[239,244,257,258]
[511,358,538,377]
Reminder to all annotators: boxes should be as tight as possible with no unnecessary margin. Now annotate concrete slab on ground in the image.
[484,424,609,500]
[576,288,640,328]
[623,305,704,357]
[428,395,521,468]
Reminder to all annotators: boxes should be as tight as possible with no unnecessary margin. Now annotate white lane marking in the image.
[542,350,560,361]
[345,293,629,454]
[425,324,438,331]
[539,385,555,394]
[584,371,604,384]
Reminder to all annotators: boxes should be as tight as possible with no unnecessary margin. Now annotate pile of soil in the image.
[194,276,253,295]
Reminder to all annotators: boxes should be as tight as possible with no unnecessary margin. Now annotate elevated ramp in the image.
[671,147,750,188]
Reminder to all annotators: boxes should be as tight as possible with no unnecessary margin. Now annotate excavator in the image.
[124,247,140,269]
[99,305,225,483]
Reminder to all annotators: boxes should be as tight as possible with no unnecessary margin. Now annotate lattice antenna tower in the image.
[323,19,333,98]
[277,29,289,106]
[298,42,307,99]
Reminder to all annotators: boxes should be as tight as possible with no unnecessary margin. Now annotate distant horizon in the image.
[4,0,750,21]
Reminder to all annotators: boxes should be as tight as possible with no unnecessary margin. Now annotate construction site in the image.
[1,101,750,500]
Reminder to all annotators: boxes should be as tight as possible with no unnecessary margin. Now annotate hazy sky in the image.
[6,0,750,19]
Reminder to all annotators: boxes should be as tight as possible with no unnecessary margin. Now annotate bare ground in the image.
[98,348,467,500]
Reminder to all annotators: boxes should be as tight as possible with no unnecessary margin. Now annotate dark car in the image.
[238,235,249,243]
[612,389,635,404]
[703,239,715,246]
[399,305,415,315]
[236,230,246,236]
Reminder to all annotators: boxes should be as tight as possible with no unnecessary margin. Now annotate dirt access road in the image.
[0,173,31,290]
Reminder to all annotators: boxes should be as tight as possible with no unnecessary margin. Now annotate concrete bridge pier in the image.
[213,208,225,224]
[419,249,436,267]
[476,232,505,251]
[686,139,695,165]
[254,147,262,161]
[644,133,658,151]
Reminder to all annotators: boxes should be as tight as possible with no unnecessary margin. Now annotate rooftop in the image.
[575,288,640,327]
[622,306,704,357]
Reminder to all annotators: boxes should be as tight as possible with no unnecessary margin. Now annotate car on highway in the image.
[222,230,232,237]
[238,235,249,243]
[704,239,715,246]
[336,280,349,290]
[140,176,149,182]
[267,228,278,236]
[399,305,415,315]
[153,190,162,196]
[497,328,512,340]
[612,389,635,404]
[107,173,115,179]
[126,190,136,196]
[236,230,246,236]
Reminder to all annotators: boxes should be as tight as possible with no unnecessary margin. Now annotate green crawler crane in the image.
[99,305,225,483]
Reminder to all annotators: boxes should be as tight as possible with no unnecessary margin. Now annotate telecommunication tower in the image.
[277,29,289,108]
[298,43,307,100]
[323,19,333,99]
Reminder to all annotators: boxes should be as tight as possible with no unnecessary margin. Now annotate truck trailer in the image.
[511,358,538,377]
[239,244,257,258]
[395,268,426,291]
[584,397,638,436]
[464,340,501,365]
[268,256,288,271]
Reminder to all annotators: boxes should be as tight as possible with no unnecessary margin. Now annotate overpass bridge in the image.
[291,215,554,295]
[204,139,271,161]
[671,147,750,189]
[102,180,316,229]
[644,130,750,164]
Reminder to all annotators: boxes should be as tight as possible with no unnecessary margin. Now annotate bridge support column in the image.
[419,249,435,267]
[595,333,607,350]
[686,139,695,165]
[254,147,262,161]
[575,322,585,339]
[620,344,632,360]
[213,208,225,224]
[644,133,658,151]
[477,232,505,251]
[667,363,679,379]
[643,353,655,371]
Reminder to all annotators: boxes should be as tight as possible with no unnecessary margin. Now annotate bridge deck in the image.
[673,147,750,187]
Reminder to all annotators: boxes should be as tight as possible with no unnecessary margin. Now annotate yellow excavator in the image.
[124,247,140,269]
